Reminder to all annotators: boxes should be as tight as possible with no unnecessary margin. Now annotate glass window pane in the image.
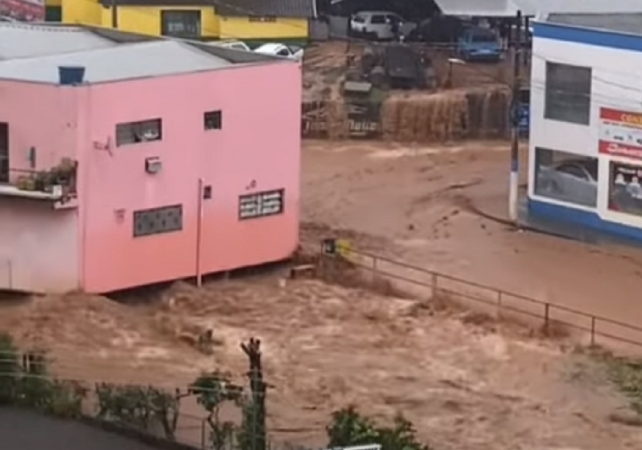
[534,147,598,207]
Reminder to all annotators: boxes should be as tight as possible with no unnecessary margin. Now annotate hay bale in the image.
[381,96,401,140]
[398,95,419,142]
[414,95,432,142]
[326,100,349,139]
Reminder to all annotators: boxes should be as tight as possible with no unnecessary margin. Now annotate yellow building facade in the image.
[47,0,311,45]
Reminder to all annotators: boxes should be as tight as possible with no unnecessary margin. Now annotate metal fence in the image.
[320,242,642,352]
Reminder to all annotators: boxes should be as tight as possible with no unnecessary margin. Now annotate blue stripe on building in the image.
[533,21,642,52]
[527,199,642,242]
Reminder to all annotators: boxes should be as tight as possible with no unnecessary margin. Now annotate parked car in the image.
[254,43,304,61]
[456,26,502,62]
[536,159,598,207]
[349,11,415,41]
[210,40,251,52]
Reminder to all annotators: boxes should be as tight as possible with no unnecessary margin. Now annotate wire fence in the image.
[0,353,267,450]
[319,241,642,352]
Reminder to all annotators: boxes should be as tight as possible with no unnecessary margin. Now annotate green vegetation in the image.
[604,353,642,414]
[0,332,431,450]
[327,406,432,450]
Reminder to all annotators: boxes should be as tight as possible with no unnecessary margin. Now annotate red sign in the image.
[598,107,642,159]
[0,0,44,22]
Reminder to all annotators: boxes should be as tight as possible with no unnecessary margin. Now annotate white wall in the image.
[529,36,642,228]
[0,199,79,293]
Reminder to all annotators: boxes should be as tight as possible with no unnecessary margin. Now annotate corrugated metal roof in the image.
[0,40,235,84]
[546,12,642,35]
[434,0,642,17]
[432,0,535,17]
[0,23,117,60]
[212,0,314,18]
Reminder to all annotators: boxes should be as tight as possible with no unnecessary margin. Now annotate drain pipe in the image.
[196,178,204,287]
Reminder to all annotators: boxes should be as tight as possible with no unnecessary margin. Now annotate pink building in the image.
[0,23,301,293]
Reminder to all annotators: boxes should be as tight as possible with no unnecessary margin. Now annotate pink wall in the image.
[82,62,301,292]
[0,80,79,180]
[0,80,82,293]
[0,198,79,292]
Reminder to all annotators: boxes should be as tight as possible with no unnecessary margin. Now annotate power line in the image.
[531,52,642,94]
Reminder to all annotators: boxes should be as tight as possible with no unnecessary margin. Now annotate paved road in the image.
[0,408,160,450]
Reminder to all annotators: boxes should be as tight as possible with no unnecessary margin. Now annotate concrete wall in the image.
[529,21,642,238]
[0,198,79,292]
[81,62,301,293]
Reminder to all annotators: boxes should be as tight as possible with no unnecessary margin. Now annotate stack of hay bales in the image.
[380,85,510,142]
[326,100,349,139]
[381,90,468,142]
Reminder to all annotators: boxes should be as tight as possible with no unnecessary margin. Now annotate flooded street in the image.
[302,139,642,334]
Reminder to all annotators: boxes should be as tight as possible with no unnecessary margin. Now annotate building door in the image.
[0,123,8,183]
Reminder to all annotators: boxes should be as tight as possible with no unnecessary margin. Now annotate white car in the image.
[208,40,251,52]
[254,43,304,61]
[349,11,416,40]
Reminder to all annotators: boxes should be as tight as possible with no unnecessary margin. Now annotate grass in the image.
[595,349,642,415]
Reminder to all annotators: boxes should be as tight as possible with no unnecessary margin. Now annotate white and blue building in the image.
[529,16,642,241]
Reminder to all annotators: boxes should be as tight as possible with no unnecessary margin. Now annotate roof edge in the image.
[534,19,642,39]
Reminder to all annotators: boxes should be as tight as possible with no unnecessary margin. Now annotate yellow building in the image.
[46,0,314,45]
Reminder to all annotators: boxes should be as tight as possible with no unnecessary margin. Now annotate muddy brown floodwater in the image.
[0,278,640,450]
[2,140,642,450]
[302,140,642,343]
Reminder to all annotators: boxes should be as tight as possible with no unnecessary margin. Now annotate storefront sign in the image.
[0,0,44,21]
[599,107,642,159]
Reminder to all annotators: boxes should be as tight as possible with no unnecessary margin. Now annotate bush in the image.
[0,333,85,417]
[95,383,182,440]
[327,406,432,450]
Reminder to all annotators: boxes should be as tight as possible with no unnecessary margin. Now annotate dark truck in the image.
[383,44,427,89]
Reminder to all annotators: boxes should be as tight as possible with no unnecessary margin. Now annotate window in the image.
[534,147,598,207]
[116,119,162,146]
[204,110,222,130]
[0,122,8,183]
[608,161,642,216]
[276,47,290,56]
[545,62,592,125]
[385,14,402,24]
[239,189,284,220]
[249,16,276,22]
[352,14,366,23]
[370,15,386,24]
[470,29,496,43]
[161,10,201,38]
[133,205,183,237]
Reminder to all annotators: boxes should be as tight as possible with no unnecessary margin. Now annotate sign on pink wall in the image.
[0,0,44,21]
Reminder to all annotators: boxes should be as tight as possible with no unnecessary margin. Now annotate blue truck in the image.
[456,26,502,62]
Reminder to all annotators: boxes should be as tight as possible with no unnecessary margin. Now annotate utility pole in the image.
[509,10,522,223]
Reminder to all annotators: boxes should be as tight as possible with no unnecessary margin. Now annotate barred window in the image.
[116,119,162,146]
[239,189,284,220]
[161,10,201,37]
[133,205,183,237]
